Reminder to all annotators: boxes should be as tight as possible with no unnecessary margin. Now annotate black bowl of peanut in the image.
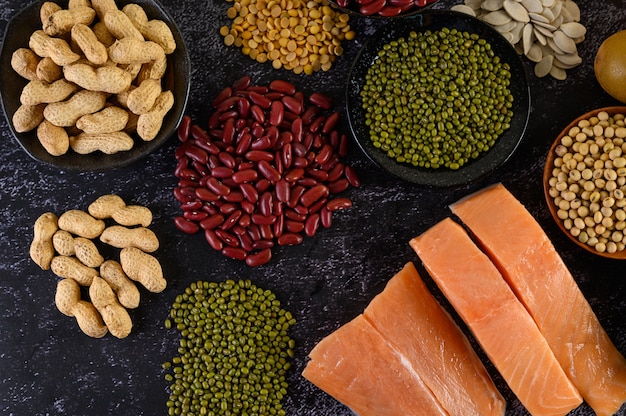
[0,0,190,172]
[543,106,626,259]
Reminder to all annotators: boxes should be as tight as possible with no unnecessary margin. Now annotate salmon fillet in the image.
[302,313,449,416]
[363,262,506,416]
[410,218,583,416]
[450,183,626,416]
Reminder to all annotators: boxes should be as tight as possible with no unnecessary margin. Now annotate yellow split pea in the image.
[220,0,355,74]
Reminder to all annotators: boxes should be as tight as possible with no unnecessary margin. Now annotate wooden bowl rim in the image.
[543,106,626,260]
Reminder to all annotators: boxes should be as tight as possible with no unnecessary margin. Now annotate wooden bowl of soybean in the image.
[0,0,191,172]
[543,106,626,260]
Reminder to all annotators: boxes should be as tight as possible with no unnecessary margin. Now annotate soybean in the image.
[163,279,296,416]
[548,111,626,254]
[360,28,514,170]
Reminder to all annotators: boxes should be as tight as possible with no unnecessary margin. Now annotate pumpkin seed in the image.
[553,30,577,53]
[560,21,586,38]
[521,0,543,13]
[534,54,554,77]
[482,10,513,25]
[504,0,530,22]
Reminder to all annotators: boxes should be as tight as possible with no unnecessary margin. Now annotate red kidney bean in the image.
[269,79,296,95]
[222,210,242,230]
[282,96,303,115]
[309,92,333,110]
[250,104,265,124]
[360,0,386,14]
[223,190,244,203]
[174,78,360,266]
[286,220,305,233]
[251,213,276,225]
[255,178,271,193]
[245,248,272,267]
[344,166,361,187]
[304,213,320,237]
[238,231,254,252]
[216,96,240,113]
[222,246,247,260]
[232,75,251,90]
[248,91,272,109]
[306,168,329,182]
[320,207,332,228]
[273,213,284,237]
[252,239,274,250]
[204,229,224,250]
[195,187,219,202]
[232,169,258,184]
[326,197,353,211]
[221,118,235,144]
[329,178,350,194]
[259,191,273,216]
[177,115,191,142]
[183,210,208,222]
[211,166,233,179]
[200,214,224,230]
[277,233,303,246]
[181,200,203,211]
[174,216,199,234]
[239,183,259,203]
[219,203,238,215]
[212,86,232,108]
[259,224,274,240]
[322,112,340,134]
[206,177,231,196]
[269,100,284,126]
[257,160,281,182]
[245,150,274,162]
[275,180,290,203]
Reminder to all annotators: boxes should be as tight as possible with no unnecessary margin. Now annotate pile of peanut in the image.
[29,195,166,338]
[11,0,177,156]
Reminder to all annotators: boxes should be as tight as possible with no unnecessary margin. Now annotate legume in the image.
[220,0,355,74]
[163,279,296,416]
[334,0,438,17]
[173,76,360,266]
[548,110,626,254]
[360,28,514,170]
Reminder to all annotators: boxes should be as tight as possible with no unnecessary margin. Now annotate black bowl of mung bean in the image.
[543,106,626,260]
[346,10,531,187]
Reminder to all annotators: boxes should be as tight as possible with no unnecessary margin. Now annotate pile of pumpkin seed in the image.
[452,0,586,80]
[163,279,296,416]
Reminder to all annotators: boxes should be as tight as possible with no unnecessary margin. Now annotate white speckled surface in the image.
[1,0,625,415]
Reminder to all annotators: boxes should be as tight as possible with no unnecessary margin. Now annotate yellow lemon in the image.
[594,30,626,104]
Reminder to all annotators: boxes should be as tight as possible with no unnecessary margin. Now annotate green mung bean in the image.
[163,279,296,416]
[361,27,514,170]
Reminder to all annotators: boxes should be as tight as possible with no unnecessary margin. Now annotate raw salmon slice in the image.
[450,183,626,416]
[302,313,449,416]
[410,218,583,416]
[363,262,506,416]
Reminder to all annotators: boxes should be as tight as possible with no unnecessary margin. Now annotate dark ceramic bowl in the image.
[0,0,190,172]
[328,0,440,19]
[346,10,531,187]
[543,106,626,260]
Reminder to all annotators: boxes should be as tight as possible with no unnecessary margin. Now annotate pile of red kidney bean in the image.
[173,76,360,267]
[334,0,438,17]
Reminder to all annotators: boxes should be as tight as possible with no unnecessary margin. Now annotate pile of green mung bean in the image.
[163,279,296,416]
[360,27,514,170]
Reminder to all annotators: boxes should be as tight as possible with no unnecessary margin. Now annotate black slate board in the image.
[1,0,625,415]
